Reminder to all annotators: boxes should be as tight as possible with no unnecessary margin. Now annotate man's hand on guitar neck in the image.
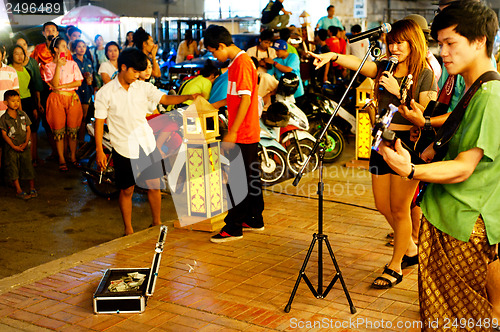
[399,99,425,127]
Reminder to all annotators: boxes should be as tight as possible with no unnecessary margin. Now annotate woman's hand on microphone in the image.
[379,71,400,98]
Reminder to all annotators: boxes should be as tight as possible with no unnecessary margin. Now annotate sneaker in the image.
[29,189,38,198]
[242,222,265,231]
[210,230,243,243]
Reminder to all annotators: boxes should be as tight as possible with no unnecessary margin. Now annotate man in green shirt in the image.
[380,2,500,328]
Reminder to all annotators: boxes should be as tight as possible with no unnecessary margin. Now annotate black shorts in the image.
[112,147,165,190]
[369,130,419,175]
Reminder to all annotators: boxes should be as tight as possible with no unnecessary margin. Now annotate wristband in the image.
[406,164,416,180]
[274,61,278,66]
[423,116,432,130]
[333,53,339,62]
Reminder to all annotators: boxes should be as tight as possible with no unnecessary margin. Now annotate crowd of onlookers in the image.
[0,21,165,199]
[0,3,356,201]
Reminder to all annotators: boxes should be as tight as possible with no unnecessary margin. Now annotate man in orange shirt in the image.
[205,25,264,243]
[31,22,73,160]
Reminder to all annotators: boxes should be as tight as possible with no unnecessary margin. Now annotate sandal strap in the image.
[383,267,403,282]
[373,276,393,287]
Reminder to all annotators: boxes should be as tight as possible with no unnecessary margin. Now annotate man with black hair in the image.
[204,25,264,243]
[380,2,500,326]
[261,0,291,30]
[94,48,199,236]
[246,29,277,74]
[279,28,298,57]
[316,5,343,31]
[313,29,330,84]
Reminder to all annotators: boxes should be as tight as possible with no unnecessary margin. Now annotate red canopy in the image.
[60,4,120,25]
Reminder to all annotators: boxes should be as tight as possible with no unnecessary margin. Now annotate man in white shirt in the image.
[246,30,277,74]
[94,48,199,236]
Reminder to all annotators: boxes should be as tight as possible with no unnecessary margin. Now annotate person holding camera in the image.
[246,30,277,74]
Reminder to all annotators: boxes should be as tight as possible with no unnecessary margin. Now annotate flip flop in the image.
[59,163,68,172]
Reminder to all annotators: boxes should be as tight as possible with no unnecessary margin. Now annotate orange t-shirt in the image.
[31,43,73,77]
[227,51,260,144]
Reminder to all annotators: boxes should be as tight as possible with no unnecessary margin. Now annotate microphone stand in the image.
[284,34,382,314]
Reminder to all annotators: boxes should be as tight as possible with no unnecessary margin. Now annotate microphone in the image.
[349,23,391,43]
[378,55,399,92]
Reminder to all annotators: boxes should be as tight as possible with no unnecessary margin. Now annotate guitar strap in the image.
[437,74,456,105]
[433,70,500,160]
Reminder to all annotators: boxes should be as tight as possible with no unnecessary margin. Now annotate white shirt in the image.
[94,78,165,158]
[246,46,277,74]
[98,61,118,82]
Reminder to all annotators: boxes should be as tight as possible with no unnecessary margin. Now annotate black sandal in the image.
[401,254,418,269]
[372,267,403,289]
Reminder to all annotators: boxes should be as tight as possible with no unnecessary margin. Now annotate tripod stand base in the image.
[284,233,356,314]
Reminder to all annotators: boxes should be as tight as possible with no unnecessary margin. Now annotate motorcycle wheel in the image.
[259,146,287,186]
[313,128,345,163]
[286,139,319,175]
[85,154,120,199]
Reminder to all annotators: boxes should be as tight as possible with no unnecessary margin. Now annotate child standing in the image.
[204,25,265,243]
[0,90,37,199]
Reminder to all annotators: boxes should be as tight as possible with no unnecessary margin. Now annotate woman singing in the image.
[310,19,437,289]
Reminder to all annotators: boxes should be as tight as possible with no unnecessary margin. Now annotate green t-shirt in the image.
[10,66,31,99]
[181,75,212,105]
[421,80,500,244]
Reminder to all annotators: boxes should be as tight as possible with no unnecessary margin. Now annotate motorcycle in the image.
[264,72,319,175]
[258,119,288,186]
[79,119,119,199]
[298,91,347,163]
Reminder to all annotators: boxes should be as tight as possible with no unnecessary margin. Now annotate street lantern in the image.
[355,78,375,160]
[299,11,311,27]
[176,97,225,231]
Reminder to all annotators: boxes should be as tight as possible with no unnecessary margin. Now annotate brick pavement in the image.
[0,163,421,331]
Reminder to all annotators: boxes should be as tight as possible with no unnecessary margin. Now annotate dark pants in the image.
[223,142,264,235]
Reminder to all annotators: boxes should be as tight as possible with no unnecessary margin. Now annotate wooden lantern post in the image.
[173,97,226,232]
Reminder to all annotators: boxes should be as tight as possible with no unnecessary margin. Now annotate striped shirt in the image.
[0,63,20,116]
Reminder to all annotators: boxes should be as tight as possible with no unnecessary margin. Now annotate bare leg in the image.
[119,185,135,235]
[372,174,394,228]
[13,179,22,194]
[373,175,419,286]
[55,139,66,165]
[411,205,421,245]
[68,137,78,163]
[487,249,500,321]
[147,188,162,226]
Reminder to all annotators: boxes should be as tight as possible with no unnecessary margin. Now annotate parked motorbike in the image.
[265,73,318,175]
[298,91,347,163]
[79,119,119,199]
[258,119,288,186]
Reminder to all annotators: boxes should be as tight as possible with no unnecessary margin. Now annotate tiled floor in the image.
[0,164,421,331]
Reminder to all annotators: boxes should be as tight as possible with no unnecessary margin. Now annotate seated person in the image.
[265,39,304,100]
[177,60,220,105]
[246,30,277,74]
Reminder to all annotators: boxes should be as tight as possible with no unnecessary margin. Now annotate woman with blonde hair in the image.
[310,19,437,289]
